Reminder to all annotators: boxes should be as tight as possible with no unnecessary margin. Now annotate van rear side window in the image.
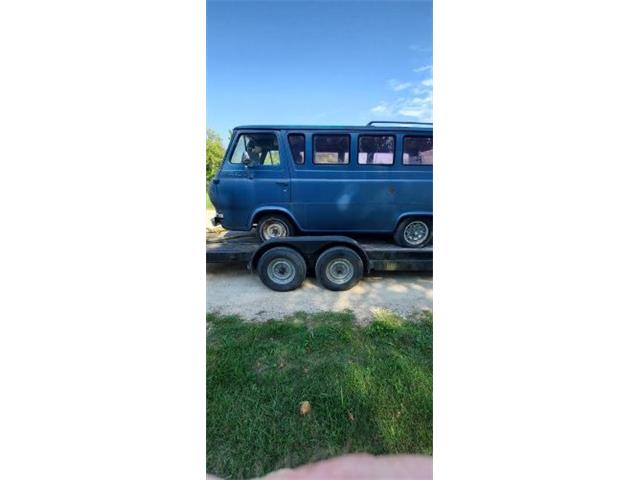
[313,135,350,165]
[288,134,305,165]
[403,136,432,165]
[358,135,395,165]
[230,133,280,166]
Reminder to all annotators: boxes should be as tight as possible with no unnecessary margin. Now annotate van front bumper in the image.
[212,213,224,226]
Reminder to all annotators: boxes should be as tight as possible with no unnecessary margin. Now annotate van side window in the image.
[313,135,350,165]
[229,133,280,166]
[358,135,395,165]
[402,136,432,165]
[288,134,305,164]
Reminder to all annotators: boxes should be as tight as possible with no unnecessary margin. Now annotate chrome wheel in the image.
[325,258,354,285]
[261,220,288,240]
[267,258,296,285]
[403,220,429,246]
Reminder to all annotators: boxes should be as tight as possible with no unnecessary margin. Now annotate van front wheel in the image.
[257,214,294,242]
[394,218,432,248]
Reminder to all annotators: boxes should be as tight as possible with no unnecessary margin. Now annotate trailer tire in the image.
[257,247,307,292]
[257,214,294,242]
[315,247,363,291]
[394,217,432,248]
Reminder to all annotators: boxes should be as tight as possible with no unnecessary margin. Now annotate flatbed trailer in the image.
[207,231,432,292]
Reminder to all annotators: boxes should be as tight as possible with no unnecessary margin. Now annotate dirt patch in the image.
[206,263,432,323]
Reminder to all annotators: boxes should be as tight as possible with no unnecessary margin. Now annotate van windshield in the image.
[229,133,280,166]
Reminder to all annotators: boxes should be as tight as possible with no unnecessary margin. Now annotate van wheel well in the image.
[253,211,297,232]
[395,214,432,230]
[394,215,432,248]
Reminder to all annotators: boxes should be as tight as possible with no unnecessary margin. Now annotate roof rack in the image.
[367,121,433,127]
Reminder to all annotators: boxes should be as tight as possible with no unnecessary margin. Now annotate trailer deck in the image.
[206,231,432,272]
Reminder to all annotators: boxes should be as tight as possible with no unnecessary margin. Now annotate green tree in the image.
[206,129,226,183]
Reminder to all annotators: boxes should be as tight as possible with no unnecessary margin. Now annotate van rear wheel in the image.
[394,218,432,248]
[257,247,307,292]
[315,246,364,291]
[257,214,294,242]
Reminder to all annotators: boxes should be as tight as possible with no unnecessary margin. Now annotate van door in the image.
[296,132,354,232]
[215,131,290,230]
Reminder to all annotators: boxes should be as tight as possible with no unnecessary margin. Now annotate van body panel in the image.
[209,125,432,234]
[211,130,291,230]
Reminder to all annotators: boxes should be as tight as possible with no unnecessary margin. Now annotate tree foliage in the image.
[206,129,226,183]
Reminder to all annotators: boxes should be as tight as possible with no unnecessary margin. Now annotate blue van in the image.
[208,121,433,247]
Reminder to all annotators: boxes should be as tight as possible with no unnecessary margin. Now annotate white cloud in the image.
[398,94,433,120]
[370,104,389,114]
[369,93,432,122]
[413,65,432,73]
[392,82,412,91]
[387,79,413,92]
[370,77,433,122]
[369,71,433,123]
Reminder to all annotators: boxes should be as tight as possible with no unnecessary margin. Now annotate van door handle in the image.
[276,181,289,187]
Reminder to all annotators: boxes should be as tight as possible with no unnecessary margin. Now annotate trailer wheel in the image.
[394,217,432,248]
[315,246,364,291]
[257,214,294,242]
[257,247,307,292]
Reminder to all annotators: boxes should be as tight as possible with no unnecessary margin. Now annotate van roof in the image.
[234,123,433,132]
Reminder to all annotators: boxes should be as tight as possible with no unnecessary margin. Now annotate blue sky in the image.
[207,0,432,140]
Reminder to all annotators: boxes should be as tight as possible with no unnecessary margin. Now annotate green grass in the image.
[206,310,433,479]
[206,192,214,209]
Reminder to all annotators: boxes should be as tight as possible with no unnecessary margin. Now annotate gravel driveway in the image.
[206,263,432,322]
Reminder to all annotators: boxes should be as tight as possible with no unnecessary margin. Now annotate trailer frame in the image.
[207,232,431,290]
